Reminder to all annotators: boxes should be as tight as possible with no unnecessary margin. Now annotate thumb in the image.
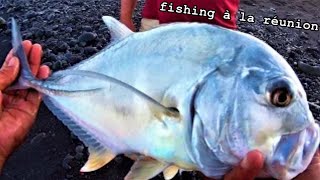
[224,150,264,180]
[0,57,19,90]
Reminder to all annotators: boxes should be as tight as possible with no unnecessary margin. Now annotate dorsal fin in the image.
[102,16,133,42]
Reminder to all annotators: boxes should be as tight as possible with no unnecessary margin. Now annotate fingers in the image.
[4,49,13,62]
[37,65,50,79]
[224,150,264,180]
[5,40,32,62]
[23,40,33,58]
[15,64,49,98]
[28,43,42,76]
[5,39,45,78]
[0,40,35,91]
[0,57,19,90]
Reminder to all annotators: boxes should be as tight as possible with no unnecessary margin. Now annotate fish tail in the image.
[9,18,104,96]
[9,18,43,91]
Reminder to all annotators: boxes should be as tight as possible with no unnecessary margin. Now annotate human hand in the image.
[201,150,264,180]
[223,150,264,180]
[212,149,320,180]
[0,40,50,171]
[294,149,320,180]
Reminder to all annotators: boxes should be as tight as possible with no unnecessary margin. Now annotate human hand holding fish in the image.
[0,40,50,171]
[209,150,320,180]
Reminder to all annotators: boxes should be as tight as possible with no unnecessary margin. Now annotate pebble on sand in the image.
[298,61,320,76]
[0,17,6,29]
[78,32,97,43]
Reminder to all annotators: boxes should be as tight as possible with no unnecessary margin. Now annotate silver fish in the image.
[10,17,320,180]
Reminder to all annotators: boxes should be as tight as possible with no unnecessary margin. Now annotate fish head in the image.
[244,48,320,179]
[237,37,320,180]
[190,29,319,179]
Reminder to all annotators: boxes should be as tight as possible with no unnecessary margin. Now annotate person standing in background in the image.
[120,0,240,31]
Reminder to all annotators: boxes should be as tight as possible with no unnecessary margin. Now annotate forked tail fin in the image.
[9,18,36,90]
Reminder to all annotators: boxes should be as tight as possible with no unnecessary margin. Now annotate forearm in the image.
[120,0,137,21]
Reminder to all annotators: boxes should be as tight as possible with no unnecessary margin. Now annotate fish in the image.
[10,17,320,180]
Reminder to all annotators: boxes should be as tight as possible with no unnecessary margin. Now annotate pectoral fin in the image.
[163,165,179,180]
[125,157,168,180]
[80,147,115,172]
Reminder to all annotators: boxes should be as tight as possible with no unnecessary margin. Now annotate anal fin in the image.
[125,157,168,180]
[80,147,115,172]
[43,96,115,172]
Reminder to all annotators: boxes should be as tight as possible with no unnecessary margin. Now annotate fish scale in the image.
[10,16,320,180]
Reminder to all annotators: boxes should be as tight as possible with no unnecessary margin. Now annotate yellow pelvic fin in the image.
[163,165,179,180]
[80,148,115,172]
[124,157,168,180]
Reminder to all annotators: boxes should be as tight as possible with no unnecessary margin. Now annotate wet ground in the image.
[0,0,319,179]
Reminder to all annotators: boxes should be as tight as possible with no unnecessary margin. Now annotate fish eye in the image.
[270,87,292,107]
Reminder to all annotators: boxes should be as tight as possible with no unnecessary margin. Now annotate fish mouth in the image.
[265,122,320,179]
